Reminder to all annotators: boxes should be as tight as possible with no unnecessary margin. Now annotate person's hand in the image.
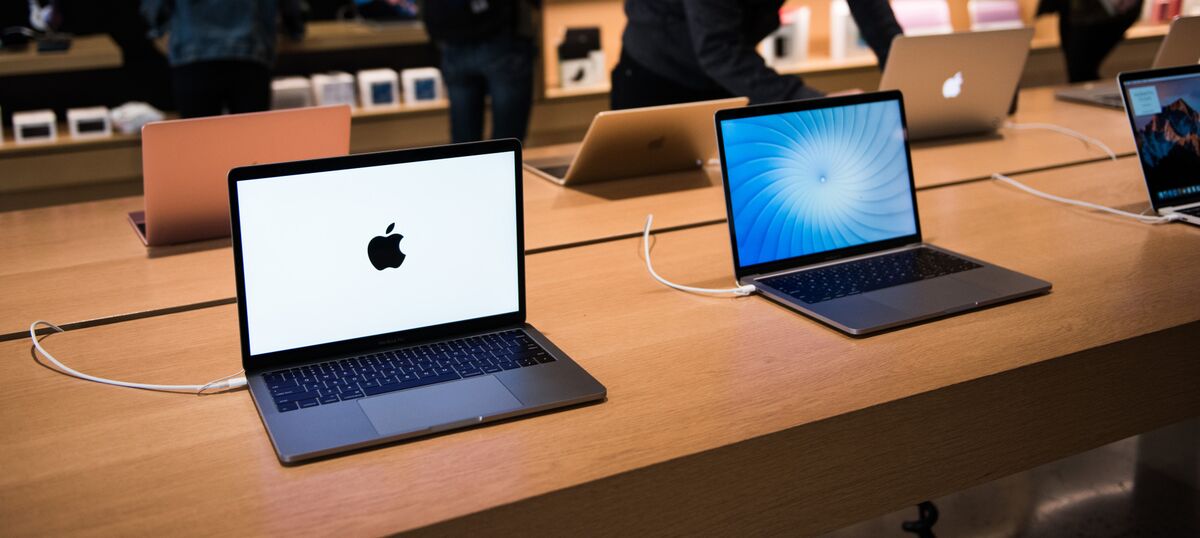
[828,88,865,97]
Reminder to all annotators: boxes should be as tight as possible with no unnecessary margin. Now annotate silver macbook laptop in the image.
[714,91,1051,335]
[1119,63,1200,226]
[879,28,1034,140]
[524,97,747,185]
[228,139,606,464]
[1056,16,1200,109]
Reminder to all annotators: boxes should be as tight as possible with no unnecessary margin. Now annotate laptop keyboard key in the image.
[277,401,299,412]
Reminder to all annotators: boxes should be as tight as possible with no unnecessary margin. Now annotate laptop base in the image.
[748,245,1051,336]
[250,323,606,464]
[127,210,149,246]
[1055,82,1124,110]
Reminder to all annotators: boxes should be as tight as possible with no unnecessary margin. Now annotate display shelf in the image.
[544,83,611,100]
[278,20,429,53]
[537,0,1172,100]
[0,102,450,156]
[0,129,138,157]
[0,35,122,78]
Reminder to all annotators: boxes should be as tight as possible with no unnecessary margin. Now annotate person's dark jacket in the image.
[622,0,902,103]
[419,0,538,43]
[141,0,304,66]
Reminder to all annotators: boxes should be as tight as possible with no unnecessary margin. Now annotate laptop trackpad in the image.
[868,277,986,315]
[358,376,522,436]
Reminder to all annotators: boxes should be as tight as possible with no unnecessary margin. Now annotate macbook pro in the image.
[1119,63,1200,226]
[524,97,748,185]
[714,91,1051,335]
[228,139,607,463]
[879,28,1034,140]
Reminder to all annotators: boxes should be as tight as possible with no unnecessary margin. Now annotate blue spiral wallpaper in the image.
[722,100,917,267]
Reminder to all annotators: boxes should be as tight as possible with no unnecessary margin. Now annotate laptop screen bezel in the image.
[714,90,923,281]
[1118,63,1200,212]
[227,139,526,373]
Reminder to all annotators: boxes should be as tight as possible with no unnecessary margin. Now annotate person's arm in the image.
[846,0,903,67]
[683,0,822,104]
[139,0,173,37]
[279,0,304,41]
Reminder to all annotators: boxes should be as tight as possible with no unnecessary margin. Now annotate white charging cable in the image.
[1004,121,1118,161]
[991,173,1183,224]
[29,321,248,394]
[642,215,756,296]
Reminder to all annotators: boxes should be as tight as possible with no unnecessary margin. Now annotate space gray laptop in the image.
[714,91,1051,335]
[1056,16,1200,109]
[228,139,606,464]
[1118,63,1200,226]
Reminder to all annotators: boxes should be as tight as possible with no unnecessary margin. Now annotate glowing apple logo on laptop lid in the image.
[942,71,964,99]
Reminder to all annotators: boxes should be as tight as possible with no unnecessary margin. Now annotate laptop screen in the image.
[718,96,919,272]
[1121,67,1200,209]
[234,150,520,357]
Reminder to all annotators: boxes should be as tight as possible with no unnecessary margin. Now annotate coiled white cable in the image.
[991,173,1183,224]
[29,320,247,394]
[1004,121,1118,161]
[642,215,756,296]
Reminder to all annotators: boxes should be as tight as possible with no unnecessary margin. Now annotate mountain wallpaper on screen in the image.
[1137,97,1200,198]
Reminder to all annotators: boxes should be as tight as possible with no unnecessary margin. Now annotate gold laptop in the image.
[524,97,748,185]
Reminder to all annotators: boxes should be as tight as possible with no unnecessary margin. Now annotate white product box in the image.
[830,0,872,61]
[13,109,57,144]
[400,67,445,105]
[66,106,112,139]
[892,0,954,36]
[311,72,357,108]
[761,6,811,69]
[968,0,1025,31]
[559,50,606,89]
[271,77,314,109]
[357,68,401,109]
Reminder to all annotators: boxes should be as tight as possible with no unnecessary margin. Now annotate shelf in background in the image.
[0,35,122,78]
[278,20,429,53]
[0,101,451,158]
[544,83,611,100]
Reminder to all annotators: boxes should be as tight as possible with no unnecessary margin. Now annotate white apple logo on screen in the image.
[942,71,963,99]
[367,223,406,271]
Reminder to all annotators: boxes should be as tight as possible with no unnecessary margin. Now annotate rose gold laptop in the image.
[130,105,351,246]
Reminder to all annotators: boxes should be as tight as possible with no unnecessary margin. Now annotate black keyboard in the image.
[262,329,555,413]
[1178,206,1200,217]
[760,247,981,304]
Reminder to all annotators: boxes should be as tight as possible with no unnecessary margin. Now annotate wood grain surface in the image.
[2,158,1196,536]
[0,98,1144,342]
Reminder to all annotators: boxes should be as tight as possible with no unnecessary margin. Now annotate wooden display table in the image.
[1,157,1196,535]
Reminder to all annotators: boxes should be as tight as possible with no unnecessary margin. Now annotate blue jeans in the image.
[439,36,534,143]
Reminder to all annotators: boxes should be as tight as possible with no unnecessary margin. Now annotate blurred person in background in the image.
[1037,0,1143,83]
[613,0,903,109]
[141,0,306,118]
[419,0,539,143]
